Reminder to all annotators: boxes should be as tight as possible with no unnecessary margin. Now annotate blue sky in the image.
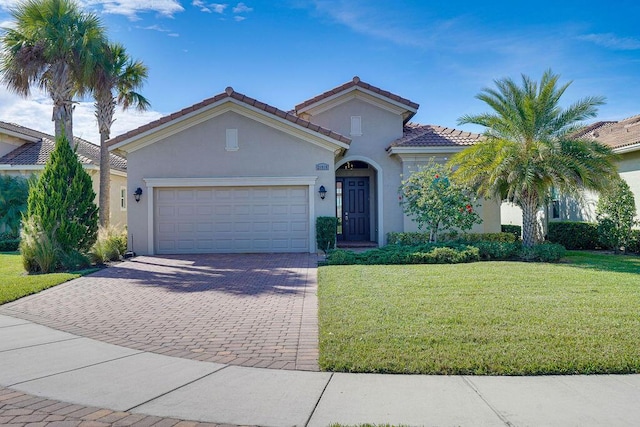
[0,0,639,143]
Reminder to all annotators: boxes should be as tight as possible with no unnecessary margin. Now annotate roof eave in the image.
[613,142,640,154]
[387,145,468,156]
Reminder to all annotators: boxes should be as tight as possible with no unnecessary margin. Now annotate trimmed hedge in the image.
[325,241,566,265]
[387,231,516,245]
[547,221,599,250]
[0,238,20,252]
[626,230,640,254]
[316,217,338,253]
[501,224,522,239]
[326,243,480,265]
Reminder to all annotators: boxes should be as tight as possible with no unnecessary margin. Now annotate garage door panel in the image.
[155,186,309,254]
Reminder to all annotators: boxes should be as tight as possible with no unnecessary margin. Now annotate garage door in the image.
[155,186,309,254]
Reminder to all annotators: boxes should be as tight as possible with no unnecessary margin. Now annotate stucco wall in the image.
[0,135,25,158]
[618,150,640,220]
[307,97,405,243]
[124,110,336,255]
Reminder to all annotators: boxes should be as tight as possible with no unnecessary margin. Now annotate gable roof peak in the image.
[294,77,419,122]
[225,86,234,95]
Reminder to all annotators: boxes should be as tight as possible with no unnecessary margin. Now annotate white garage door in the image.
[155,186,309,254]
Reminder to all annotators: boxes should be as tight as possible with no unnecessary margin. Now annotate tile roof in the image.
[108,87,351,147]
[387,123,483,149]
[294,76,420,114]
[574,115,640,150]
[0,121,127,172]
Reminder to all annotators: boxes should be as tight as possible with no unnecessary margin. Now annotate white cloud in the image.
[211,3,228,13]
[232,2,252,13]
[577,33,640,51]
[192,1,228,14]
[234,15,246,21]
[168,33,179,37]
[0,86,163,144]
[84,0,184,20]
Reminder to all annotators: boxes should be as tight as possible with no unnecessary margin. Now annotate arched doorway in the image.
[335,157,382,245]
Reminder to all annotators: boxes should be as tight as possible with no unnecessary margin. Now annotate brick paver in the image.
[0,387,250,427]
[0,253,319,371]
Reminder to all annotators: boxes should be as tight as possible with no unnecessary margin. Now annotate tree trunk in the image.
[96,91,116,227]
[50,61,75,145]
[521,200,539,248]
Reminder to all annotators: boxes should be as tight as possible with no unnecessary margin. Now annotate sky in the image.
[0,0,639,144]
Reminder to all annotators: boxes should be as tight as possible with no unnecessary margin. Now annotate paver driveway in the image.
[0,254,319,371]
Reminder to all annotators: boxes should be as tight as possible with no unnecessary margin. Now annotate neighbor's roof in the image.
[294,76,419,117]
[574,115,640,150]
[108,87,351,147]
[387,123,483,149]
[0,121,127,172]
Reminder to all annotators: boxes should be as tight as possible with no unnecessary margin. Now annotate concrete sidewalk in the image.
[2,314,639,427]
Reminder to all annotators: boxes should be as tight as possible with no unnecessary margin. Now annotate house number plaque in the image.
[316,163,330,171]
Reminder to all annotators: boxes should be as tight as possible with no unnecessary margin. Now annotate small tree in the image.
[22,134,98,271]
[596,177,637,253]
[0,175,30,235]
[400,161,482,242]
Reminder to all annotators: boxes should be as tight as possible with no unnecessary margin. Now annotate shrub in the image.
[0,175,30,235]
[596,177,638,253]
[90,226,128,263]
[387,232,431,246]
[316,216,338,253]
[25,135,98,257]
[0,238,20,252]
[456,232,517,243]
[547,222,599,250]
[472,241,522,260]
[325,243,480,265]
[627,230,640,254]
[519,243,566,262]
[399,160,482,242]
[501,224,522,239]
[20,218,60,273]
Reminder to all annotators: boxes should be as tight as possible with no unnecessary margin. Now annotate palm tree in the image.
[449,70,617,247]
[0,0,106,143]
[94,42,149,227]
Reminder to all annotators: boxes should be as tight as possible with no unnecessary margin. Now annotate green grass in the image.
[318,251,640,375]
[0,252,94,305]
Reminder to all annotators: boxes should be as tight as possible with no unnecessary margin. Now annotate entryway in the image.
[335,159,379,245]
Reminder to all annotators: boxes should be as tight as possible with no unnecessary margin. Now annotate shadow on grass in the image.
[563,250,640,275]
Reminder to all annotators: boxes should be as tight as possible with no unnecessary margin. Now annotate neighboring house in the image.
[0,121,128,228]
[108,77,501,255]
[501,114,640,229]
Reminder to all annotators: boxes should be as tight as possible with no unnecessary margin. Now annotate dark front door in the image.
[340,177,370,241]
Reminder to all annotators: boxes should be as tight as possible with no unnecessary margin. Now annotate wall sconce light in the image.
[134,187,143,203]
[318,185,327,200]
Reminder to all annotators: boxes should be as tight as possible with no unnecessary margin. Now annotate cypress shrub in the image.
[22,135,98,271]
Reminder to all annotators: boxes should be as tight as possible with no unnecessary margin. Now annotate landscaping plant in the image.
[0,175,30,235]
[596,177,638,253]
[21,135,98,272]
[399,160,481,242]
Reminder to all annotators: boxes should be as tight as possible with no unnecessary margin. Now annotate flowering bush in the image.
[399,160,482,241]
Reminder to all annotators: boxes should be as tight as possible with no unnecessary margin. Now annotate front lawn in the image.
[318,251,640,375]
[0,252,89,305]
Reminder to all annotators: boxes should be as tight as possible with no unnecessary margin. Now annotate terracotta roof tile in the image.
[294,76,420,113]
[387,123,483,149]
[0,131,127,172]
[574,115,640,150]
[108,88,351,147]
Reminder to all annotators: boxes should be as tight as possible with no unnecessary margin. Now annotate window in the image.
[120,187,127,211]
[226,129,239,151]
[336,180,343,235]
[350,116,362,136]
[552,200,560,219]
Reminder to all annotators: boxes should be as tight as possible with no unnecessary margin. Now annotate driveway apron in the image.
[0,253,319,371]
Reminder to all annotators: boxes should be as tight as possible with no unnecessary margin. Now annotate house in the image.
[501,114,640,228]
[0,121,128,228]
[108,77,501,255]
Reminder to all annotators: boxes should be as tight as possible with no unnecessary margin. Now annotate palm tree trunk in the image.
[96,92,116,227]
[50,61,75,145]
[521,200,539,248]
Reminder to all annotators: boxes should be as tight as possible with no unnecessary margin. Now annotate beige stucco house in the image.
[108,77,501,255]
[0,121,128,229]
[501,114,640,229]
